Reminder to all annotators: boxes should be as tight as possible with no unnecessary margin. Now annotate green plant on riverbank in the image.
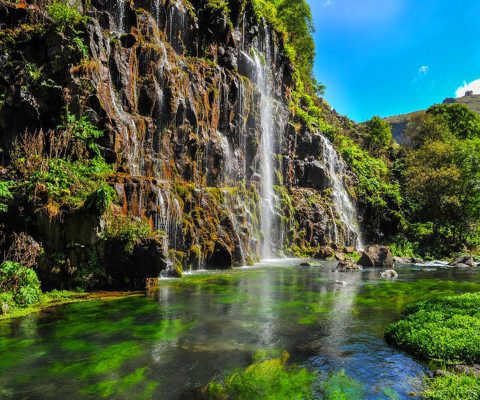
[0,261,42,311]
[385,292,480,399]
[385,293,480,364]
[422,373,480,400]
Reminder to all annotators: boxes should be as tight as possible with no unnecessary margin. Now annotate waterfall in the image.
[253,48,276,259]
[115,0,126,33]
[319,135,363,250]
[153,186,182,275]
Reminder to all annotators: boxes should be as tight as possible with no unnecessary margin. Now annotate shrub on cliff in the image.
[11,112,114,216]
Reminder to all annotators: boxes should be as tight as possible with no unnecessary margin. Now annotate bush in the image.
[0,261,42,308]
[47,1,86,33]
[385,293,480,364]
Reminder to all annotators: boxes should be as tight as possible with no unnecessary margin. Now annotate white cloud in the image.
[419,65,429,75]
[455,79,480,98]
[412,65,429,84]
[324,0,333,7]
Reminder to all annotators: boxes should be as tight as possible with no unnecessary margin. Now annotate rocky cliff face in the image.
[0,0,361,288]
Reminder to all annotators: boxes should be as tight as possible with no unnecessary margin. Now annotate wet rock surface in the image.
[0,0,363,287]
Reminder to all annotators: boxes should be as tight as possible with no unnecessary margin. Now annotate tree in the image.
[272,0,317,90]
[427,103,480,140]
[365,116,392,150]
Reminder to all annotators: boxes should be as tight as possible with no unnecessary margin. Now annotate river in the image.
[1,260,480,399]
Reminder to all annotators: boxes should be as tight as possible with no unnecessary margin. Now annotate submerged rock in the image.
[335,280,348,286]
[380,269,398,278]
[357,245,394,268]
[336,259,362,271]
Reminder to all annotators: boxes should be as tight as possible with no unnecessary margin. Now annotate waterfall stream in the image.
[320,135,363,250]
[253,50,276,259]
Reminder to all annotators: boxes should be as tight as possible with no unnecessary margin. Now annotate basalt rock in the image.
[336,259,362,271]
[0,0,363,288]
[358,245,394,268]
[449,254,475,267]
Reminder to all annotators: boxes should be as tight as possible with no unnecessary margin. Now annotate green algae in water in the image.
[206,350,316,399]
[83,366,159,399]
[132,318,197,340]
[356,279,480,310]
[319,369,364,399]
[0,338,36,372]
[50,341,143,378]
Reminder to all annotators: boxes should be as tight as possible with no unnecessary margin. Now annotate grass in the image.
[0,290,141,321]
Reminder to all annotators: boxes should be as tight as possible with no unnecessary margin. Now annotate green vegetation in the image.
[102,211,156,254]
[47,0,87,32]
[205,350,316,399]
[385,293,480,364]
[385,293,480,399]
[320,369,364,399]
[402,104,480,253]
[365,115,392,151]
[11,112,114,215]
[0,261,42,310]
[422,373,480,400]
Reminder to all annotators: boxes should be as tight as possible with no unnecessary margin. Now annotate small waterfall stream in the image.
[320,135,363,250]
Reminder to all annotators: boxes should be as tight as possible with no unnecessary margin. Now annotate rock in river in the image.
[358,245,394,268]
[380,269,398,278]
[336,259,363,271]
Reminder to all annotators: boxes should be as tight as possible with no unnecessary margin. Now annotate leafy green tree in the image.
[272,0,318,90]
[365,116,392,150]
[427,103,480,140]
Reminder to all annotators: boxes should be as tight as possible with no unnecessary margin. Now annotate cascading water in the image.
[253,47,276,259]
[115,0,126,33]
[319,135,363,250]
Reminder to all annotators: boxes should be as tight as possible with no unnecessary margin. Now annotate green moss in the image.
[132,318,196,340]
[385,293,480,364]
[206,350,316,399]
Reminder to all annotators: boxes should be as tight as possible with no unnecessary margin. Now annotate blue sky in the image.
[307,0,480,121]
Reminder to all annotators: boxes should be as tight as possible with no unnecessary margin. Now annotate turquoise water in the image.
[1,259,480,399]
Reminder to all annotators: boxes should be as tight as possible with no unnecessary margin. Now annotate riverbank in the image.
[0,290,142,322]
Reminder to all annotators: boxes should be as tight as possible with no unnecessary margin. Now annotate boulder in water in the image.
[336,259,362,271]
[380,269,398,278]
[357,245,394,268]
[449,254,475,267]
[335,280,348,286]
[334,252,346,261]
